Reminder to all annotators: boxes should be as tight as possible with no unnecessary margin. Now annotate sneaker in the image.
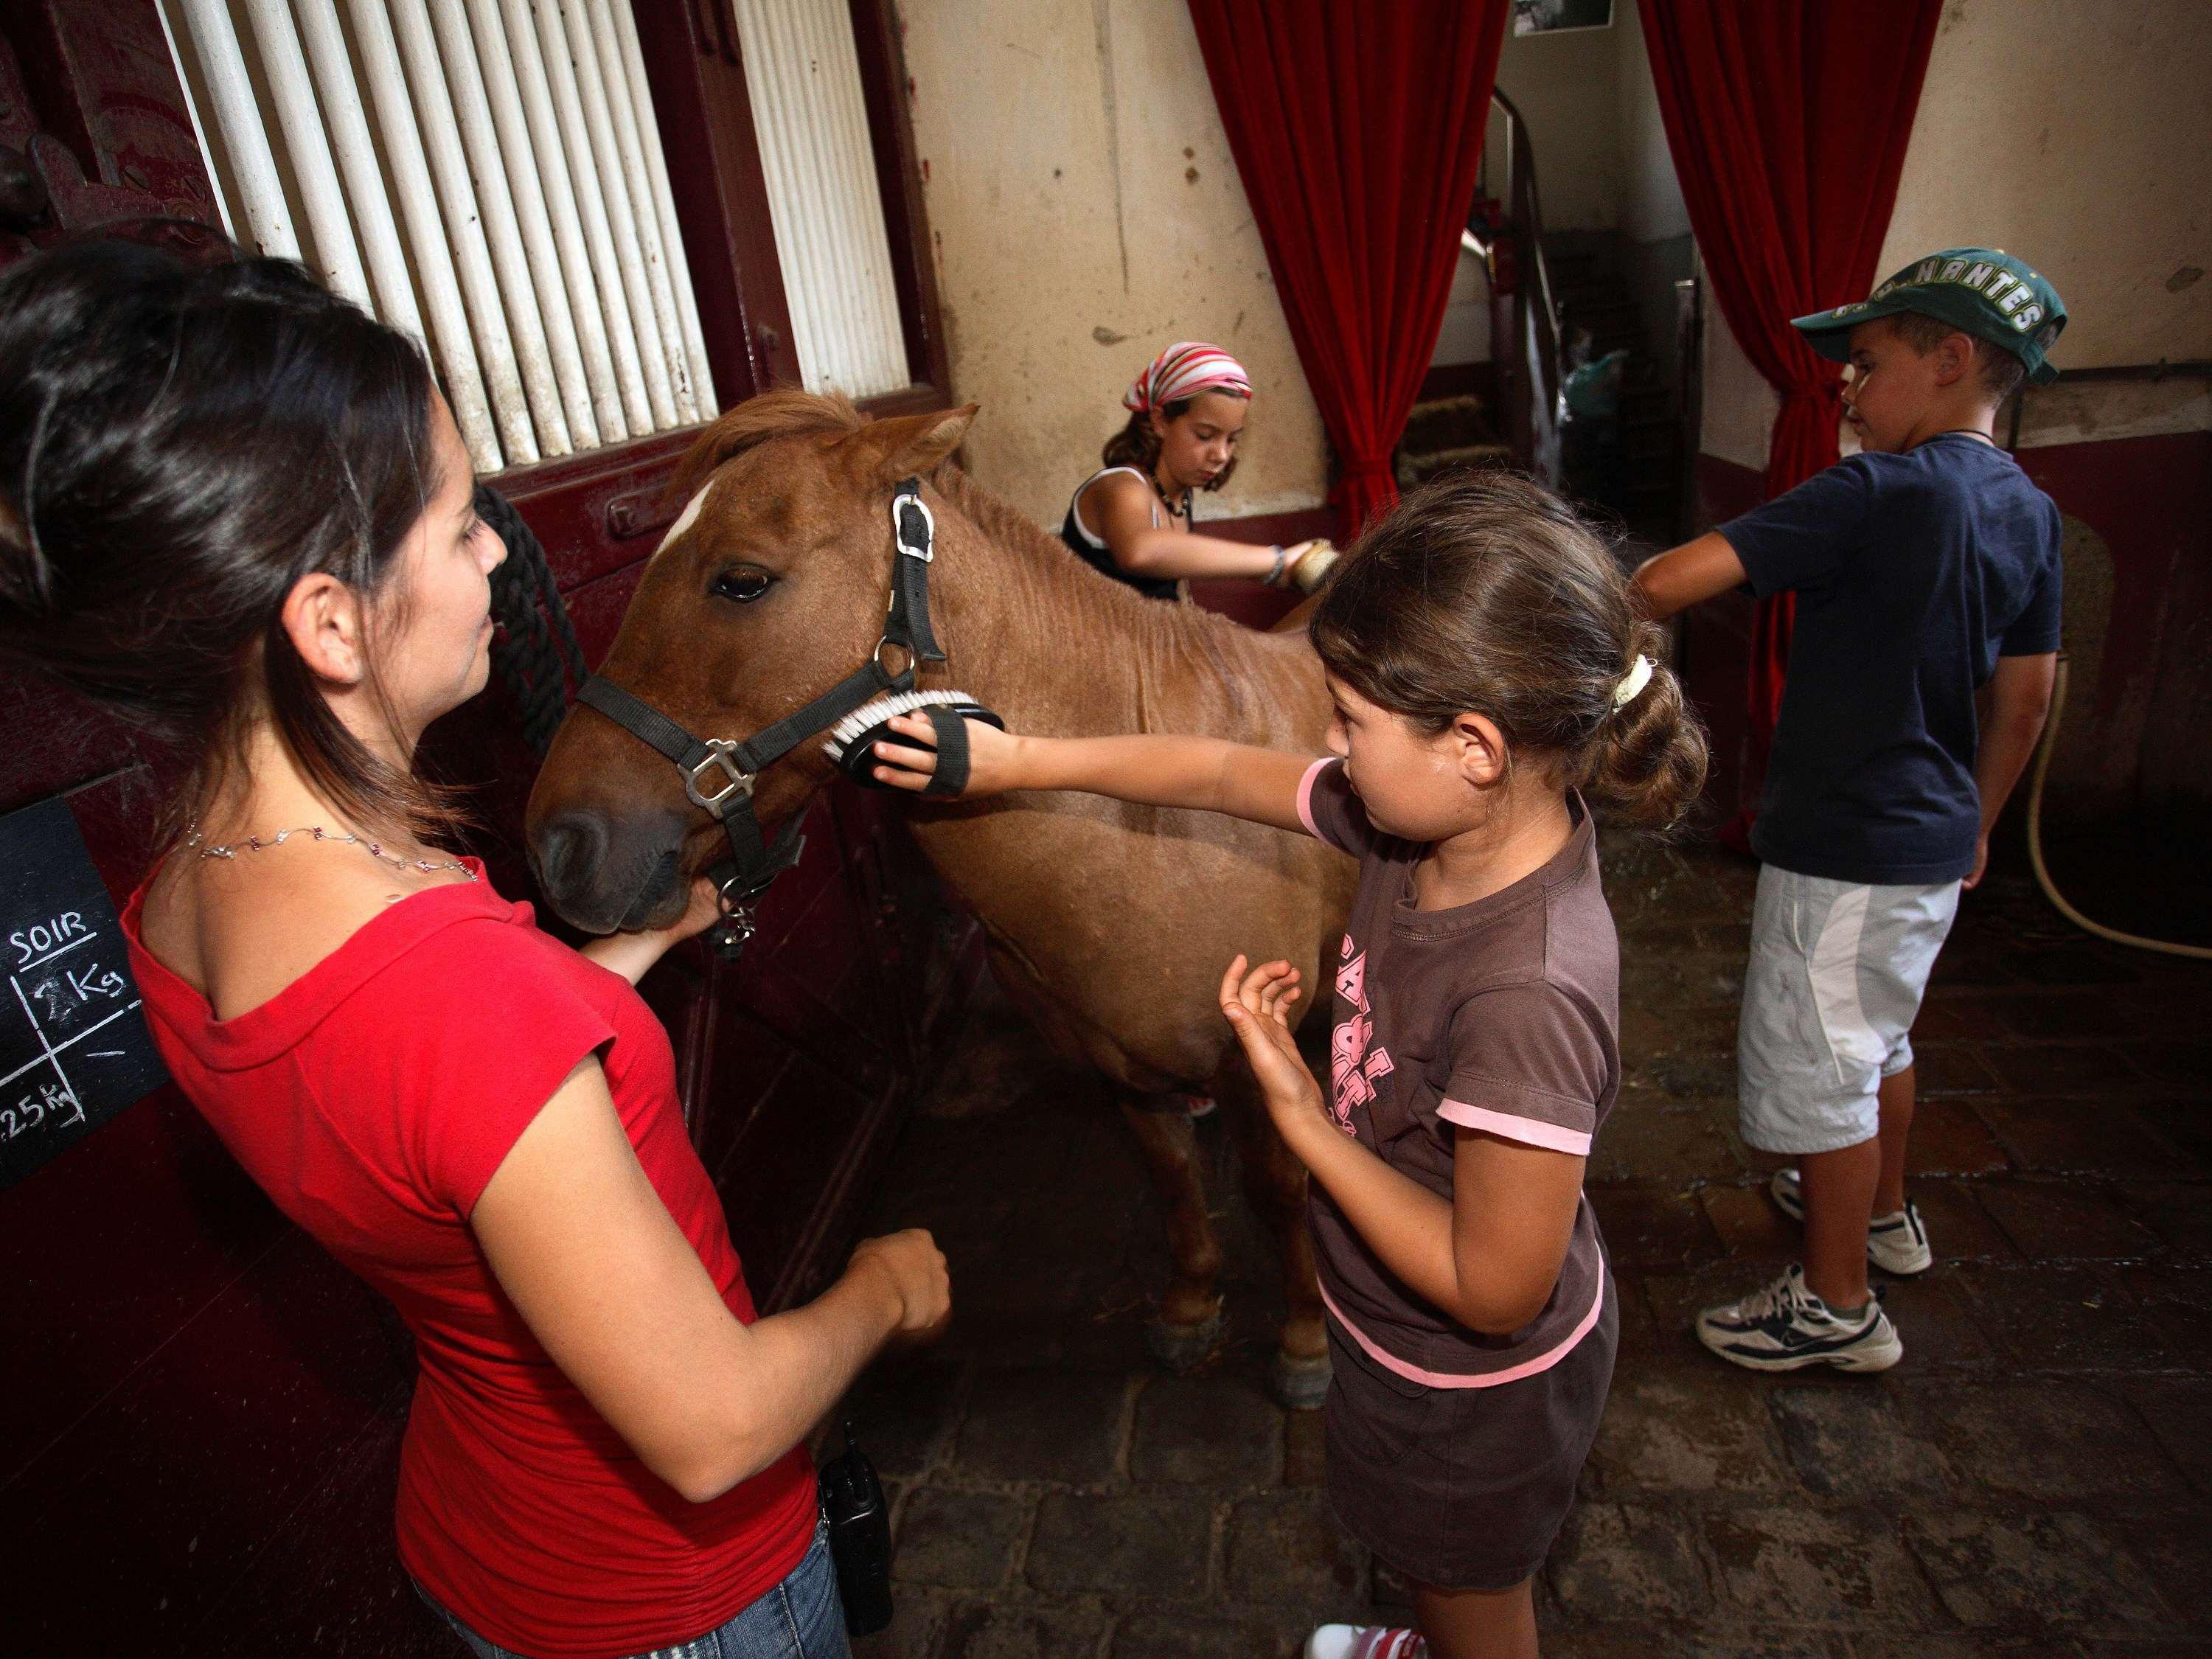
[1769,1167,1934,1276]
[1694,1264,1904,1372]
[1306,1628,1427,1659]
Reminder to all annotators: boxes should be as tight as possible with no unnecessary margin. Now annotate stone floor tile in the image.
[1619,1001,1739,1057]
[2115,1264,2212,1368]
[1024,1491,1211,1599]
[1282,1405,1327,1489]
[1973,1179,2163,1259]
[1909,995,2014,1043]
[1584,1366,1794,1493]
[1910,1044,2004,1097]
[1548,1633,1851,1659]
[1591,1102,1742,1184]
[2005,946,2143,988]
[1767,1385,1952,1500]
[841,1355,967,1483]
[1985,992,2143,1041]
[2126,1378,2212,1496]
[1983,1042,2143,1097]
[1546,1501,1713,1622]
[1703,1504,1942,1627]
[854,1587,950,1659]
[1901,1103,2013,1178]
[1923,1381,2192,1505]
[1587,1186,1725,1273]
[955,1368,1130,1486]
[1109,1610,1293,1659]
[2118,1183,2212,1258]
[1221,1491,1368,1607]
[2129,1038,2212,1090]
[1700,1182,1798,1260]
[936,1598,1112,1659]
[2136,1099,2212,1169]
[1865,1271,1997,1368]
[1901,1181,2017,1265]
[1905,1510,2168,1630]
[894,1489,1028,1592]
[1975,1099,2179,1176]
[1130,1372,1283,1488]
[1949,1262,2157,1371]
[1925,945,2017,990]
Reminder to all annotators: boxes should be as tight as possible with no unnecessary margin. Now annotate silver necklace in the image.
[184,821,476,881]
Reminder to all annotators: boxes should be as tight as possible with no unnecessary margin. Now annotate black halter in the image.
[574,476,945,958]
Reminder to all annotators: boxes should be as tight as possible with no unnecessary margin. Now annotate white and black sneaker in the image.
[1769,1166,1934,1276]
[1695,1265,1904,1372]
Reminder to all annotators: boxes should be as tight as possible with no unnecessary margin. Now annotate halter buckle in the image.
[891,491,935,562]
[684,740,754,817]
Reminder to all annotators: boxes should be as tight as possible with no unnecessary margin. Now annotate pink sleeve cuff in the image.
[1438,1099,1593,1155]
[1295,757,1335,840]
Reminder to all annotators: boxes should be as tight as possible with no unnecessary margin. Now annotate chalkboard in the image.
[1,797,170,1191]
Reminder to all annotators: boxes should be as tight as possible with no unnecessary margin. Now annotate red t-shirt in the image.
[122,863,815,1659]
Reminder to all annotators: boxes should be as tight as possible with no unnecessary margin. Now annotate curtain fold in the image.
[1184,1,1509,536]
[1638,0,1941,843]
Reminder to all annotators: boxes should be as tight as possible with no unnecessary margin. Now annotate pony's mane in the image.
[672,389,866,498]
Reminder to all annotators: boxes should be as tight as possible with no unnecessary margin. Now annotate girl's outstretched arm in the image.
[1220,956,1585,1336]
[869,714,1317,834]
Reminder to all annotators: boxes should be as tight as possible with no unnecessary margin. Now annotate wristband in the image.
[1265,545,1289,587]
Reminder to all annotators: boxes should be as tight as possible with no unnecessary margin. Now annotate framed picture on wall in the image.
[1513,0,1614,35]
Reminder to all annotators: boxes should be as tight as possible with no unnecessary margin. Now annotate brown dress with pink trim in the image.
[1294,758,1621,1590]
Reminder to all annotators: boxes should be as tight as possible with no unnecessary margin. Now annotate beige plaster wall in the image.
[1488,18,1624,234]
[897,0,1328,524]
[1700,0,2212,467]
[1614,2,1690,246]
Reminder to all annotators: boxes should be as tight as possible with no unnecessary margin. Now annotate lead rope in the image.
[481,484,587,759]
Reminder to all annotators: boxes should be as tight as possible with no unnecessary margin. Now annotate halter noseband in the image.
[574,476,944,958]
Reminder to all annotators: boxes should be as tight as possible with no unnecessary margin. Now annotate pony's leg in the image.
[1214,1068,1331,1410]
[1116,1093,1225,1371]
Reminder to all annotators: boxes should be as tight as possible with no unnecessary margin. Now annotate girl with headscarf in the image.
[1060,341,1337,602]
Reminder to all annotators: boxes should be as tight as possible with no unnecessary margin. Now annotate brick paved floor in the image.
[837,838,2212,1658]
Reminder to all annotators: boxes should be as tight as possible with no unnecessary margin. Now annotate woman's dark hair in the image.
[1100,391,1246,492]
[1310,471,1709,829]
[0,237,451,841]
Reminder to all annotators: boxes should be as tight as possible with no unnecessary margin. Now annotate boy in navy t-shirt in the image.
[1633,248,2067,1372]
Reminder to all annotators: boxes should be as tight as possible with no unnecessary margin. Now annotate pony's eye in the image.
[711,567,775,604]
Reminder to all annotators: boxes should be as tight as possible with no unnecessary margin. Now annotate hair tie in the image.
[1613,655,1655,709]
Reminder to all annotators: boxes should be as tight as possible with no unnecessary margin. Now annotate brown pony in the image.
[525,393,1353,1402]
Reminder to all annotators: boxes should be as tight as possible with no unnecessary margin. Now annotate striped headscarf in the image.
[1122,341,1252,415]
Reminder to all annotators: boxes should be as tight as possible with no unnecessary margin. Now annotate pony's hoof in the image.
[1270,1347,1332,1411]
[1144,1308,1224,1373]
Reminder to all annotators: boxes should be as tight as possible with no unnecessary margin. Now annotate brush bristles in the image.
[821,687,984,761]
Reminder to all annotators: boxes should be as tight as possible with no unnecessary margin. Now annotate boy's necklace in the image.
[184,821,476,881]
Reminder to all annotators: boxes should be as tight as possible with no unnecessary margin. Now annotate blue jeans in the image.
[417,1516,850,1659]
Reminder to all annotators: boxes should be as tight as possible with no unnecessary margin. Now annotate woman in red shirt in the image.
[0,240,947,1659]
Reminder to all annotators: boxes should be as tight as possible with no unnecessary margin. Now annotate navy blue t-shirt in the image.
[1720,433,2062,886]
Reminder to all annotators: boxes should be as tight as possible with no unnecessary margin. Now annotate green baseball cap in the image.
[1790,248,2067,386]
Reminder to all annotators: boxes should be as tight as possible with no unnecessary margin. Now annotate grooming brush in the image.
[823,687,1005,792]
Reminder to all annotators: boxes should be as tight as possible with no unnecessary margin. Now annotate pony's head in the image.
[525,391,976,933]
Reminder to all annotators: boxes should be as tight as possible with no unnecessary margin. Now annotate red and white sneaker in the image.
[1305,1627,1427,1659]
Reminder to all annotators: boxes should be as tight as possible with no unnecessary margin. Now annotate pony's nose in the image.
[531,810,608,907]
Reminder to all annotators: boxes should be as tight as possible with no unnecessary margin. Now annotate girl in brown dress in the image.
[872,473,1707,1658]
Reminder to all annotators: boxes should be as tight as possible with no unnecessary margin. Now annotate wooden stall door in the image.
[0,4,968,1652]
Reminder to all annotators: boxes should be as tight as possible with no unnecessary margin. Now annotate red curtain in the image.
[1638,0,1941,844]
[1185,1,1509,536]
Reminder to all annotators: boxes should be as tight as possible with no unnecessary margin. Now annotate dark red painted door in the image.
[0,5,968,1651]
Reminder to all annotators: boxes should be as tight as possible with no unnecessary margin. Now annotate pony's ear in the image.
[860,404,977,481]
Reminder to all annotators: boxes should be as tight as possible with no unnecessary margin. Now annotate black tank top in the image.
[1060,466,1188,603]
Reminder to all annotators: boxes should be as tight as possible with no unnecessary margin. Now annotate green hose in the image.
[2024,653,2212,960]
